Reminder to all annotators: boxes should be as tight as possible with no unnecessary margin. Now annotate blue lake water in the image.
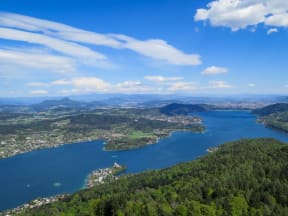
[1,111,288,211]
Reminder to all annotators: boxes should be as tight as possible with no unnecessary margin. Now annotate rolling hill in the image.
[159,103,213,116]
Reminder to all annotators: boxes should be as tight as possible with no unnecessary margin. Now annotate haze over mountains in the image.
[1,0,288,215]
[0,94,287,109]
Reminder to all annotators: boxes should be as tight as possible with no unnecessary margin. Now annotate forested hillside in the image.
[159,103,212,115]
[253,103,288,116]
[253,103,288,133]
[20,138,288,216]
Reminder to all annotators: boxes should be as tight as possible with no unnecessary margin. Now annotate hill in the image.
[253,103,288,133]
[31,98,87,111]
[20,138,288,216]
[160,103,213,116]
[253,103,288,116]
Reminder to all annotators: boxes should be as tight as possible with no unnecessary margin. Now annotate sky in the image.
[0,0,288,97]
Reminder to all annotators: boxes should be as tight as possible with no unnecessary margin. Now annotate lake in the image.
[1,111,288,211]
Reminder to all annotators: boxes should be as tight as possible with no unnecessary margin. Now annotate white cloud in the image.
[209,81,232,89]
[265,13,288,27]
[0,27,106,60]
[54,78,158,94]
[30,90,48,95]
[267,28,278,35]
[168,82,198,92]
[47,76,195,94]
[51,77,111,95]
[26,77,237,94]
[27,82,49,87]
[0,48,76,73]
[0,12,201,67]
[202,66,228,75]
[116,80,141,88]
[195,0,288,31]
[70,77,111,92]
[111,34,201,65]
[248,83,256,87]
[0,12,122,47]
[116,81,154,93]
[144,75,184,82]
[51,79,71,85]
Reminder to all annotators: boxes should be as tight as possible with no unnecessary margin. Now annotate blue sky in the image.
[0,0,288,97]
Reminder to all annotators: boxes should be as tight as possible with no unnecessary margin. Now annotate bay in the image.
[1,111,288,211]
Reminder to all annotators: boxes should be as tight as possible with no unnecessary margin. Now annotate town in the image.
[0,107,204,159]
[1,162,126,215]
[0,194,68,216]
[86,162,126,188]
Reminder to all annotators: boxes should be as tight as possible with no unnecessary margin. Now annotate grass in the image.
[128,130,153,139]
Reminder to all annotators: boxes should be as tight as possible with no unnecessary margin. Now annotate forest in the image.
[19,138,288,216]
[254,103,288,133]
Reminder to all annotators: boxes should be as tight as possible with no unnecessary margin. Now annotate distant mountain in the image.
[0,97,63,105]
[0,105,32,113]
[253,103,288,116]
[1,94,288,112]
[1,94,287,108]
[35,97,80,106]
[160,103,213,115]
[31,97,84,111]
[31,97,109,112]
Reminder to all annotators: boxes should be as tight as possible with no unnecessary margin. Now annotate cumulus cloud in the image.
[0,12,201,68]
[48,77,156,94]
[265,13,288,27]
[144,75,184,82]
[209,81,232,89]
[202,66,228,75]
[248,83,256,87]
[27,77,236,94]
[195,0,288,31]
[70,77,111,92]
[41,77,200,94]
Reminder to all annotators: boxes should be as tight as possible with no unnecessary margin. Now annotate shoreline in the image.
[257,118,288,135]
[0,138,105,161]
[102,127,206,152]
[0,112,205,160]
[0,194,69,215]
[2,111,288,212]
[0,125,205,160]
[84,163,126,189]
[1,163,127,214]
[0,124,206,160]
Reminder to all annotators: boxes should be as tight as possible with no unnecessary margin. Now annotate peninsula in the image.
[0,101,205,159]
[86,162,126,188]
